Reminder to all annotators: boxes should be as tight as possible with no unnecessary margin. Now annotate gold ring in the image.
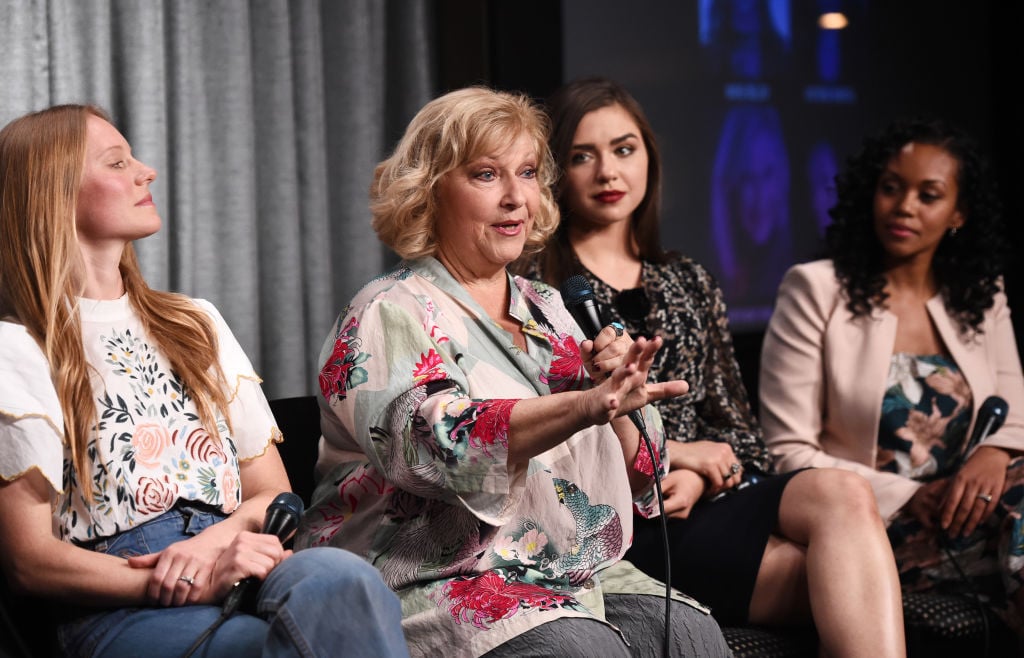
[978,493,993,503]
[178,575,195,585]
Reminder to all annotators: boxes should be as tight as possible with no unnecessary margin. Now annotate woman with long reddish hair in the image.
[0,104,407,657]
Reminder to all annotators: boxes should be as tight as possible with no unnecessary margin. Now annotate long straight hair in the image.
[0,105,230,489]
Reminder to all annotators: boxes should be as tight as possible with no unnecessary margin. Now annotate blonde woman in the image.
[0,105,407,657]
[295,87,730,657]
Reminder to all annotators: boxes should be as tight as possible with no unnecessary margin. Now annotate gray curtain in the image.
[0,0,434,398]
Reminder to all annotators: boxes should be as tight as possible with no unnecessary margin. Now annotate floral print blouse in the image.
[0,295,279,544]
[295,257,679,658]
[520,254,772,474]
[878,353,973,479]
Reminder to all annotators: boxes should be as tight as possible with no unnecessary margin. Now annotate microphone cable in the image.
[181,492,303,658]
[181,565,258,657]
[636,418,672,658]
[181,603,234,658]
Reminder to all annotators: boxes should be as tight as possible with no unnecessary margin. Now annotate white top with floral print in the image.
[0,295,279,544]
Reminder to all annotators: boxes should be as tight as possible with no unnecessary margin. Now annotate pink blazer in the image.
[759,259,1024,522]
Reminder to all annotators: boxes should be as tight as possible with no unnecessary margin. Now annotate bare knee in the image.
[788,469,881,525]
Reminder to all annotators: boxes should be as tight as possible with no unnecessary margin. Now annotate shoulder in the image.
[189,297,225,324]
[0,319,43,353]
[0,321,50,376]
[778,260,841,300]
[187,298,245,344]
[0,320,63,439]
[334,265,446,336]
[766,260,847,333]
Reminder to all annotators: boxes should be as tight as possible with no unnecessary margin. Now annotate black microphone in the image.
[221,492,304,615]
[560,274,647,433]
[961,395,1009,461]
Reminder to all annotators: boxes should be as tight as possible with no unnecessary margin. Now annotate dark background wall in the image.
[432,0,1024,414]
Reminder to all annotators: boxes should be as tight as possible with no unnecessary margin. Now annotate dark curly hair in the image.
[825,117,1006,334]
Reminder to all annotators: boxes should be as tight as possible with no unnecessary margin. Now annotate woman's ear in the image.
[951,208,965,231]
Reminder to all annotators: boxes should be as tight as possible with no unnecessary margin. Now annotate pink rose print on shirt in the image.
[319,317,370,403]
[541,333,585,393]
[132,424,173,468]
[413,348,448,385]
[444,570,575,629]
[135,475,177,514]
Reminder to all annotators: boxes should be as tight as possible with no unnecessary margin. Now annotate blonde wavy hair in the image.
[370,86,560,260]
[0,105,230,490]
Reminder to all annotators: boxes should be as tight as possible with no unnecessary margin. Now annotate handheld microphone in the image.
[182,492,305,657]
[560,274,647,433]
[961,395,1009,461]
[222,492,304,615]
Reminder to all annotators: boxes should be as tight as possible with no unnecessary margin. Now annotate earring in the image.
[950,226,959,236]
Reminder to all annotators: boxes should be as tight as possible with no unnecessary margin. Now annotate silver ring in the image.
[729,462,741,475]
[978,493,993,503]
[609,322,624,337]
[178,575,195,585]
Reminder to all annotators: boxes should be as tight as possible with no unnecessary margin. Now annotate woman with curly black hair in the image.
[760,117,1024,630]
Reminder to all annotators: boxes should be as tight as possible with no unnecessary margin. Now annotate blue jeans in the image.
[57,504,409,657]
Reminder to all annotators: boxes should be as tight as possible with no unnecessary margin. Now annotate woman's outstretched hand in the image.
[580,335,688,426]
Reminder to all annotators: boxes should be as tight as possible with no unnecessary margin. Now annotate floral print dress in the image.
[294,257,689,658]
[0,295,279,544]
[880,353,1024,623]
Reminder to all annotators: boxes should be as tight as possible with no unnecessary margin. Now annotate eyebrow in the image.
[571,132,639,151]
[97,144,129,157]
[880,169,949,186]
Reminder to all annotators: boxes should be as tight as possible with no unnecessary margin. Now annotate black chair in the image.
[720,590,1018,658]
[0,581,53,658]
[268,395,323,507]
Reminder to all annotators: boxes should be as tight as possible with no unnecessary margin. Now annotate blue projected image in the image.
[710,105,793,325]
[698,0,792,80]
[806,140,839,238]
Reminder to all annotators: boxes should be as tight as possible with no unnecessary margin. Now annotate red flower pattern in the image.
[413,348,447,384]
[466,399,516,455]
[184,427,226,464]
[543,333,584,393]
[444,571,574,629]
[632,437,661,477]
[338,464,393,512]
[319,317,364,401]
[135,475,177,514]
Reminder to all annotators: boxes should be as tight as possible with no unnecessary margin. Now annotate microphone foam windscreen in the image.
[560,274,595,304]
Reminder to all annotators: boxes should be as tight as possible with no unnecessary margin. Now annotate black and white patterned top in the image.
[521,253,773,473]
